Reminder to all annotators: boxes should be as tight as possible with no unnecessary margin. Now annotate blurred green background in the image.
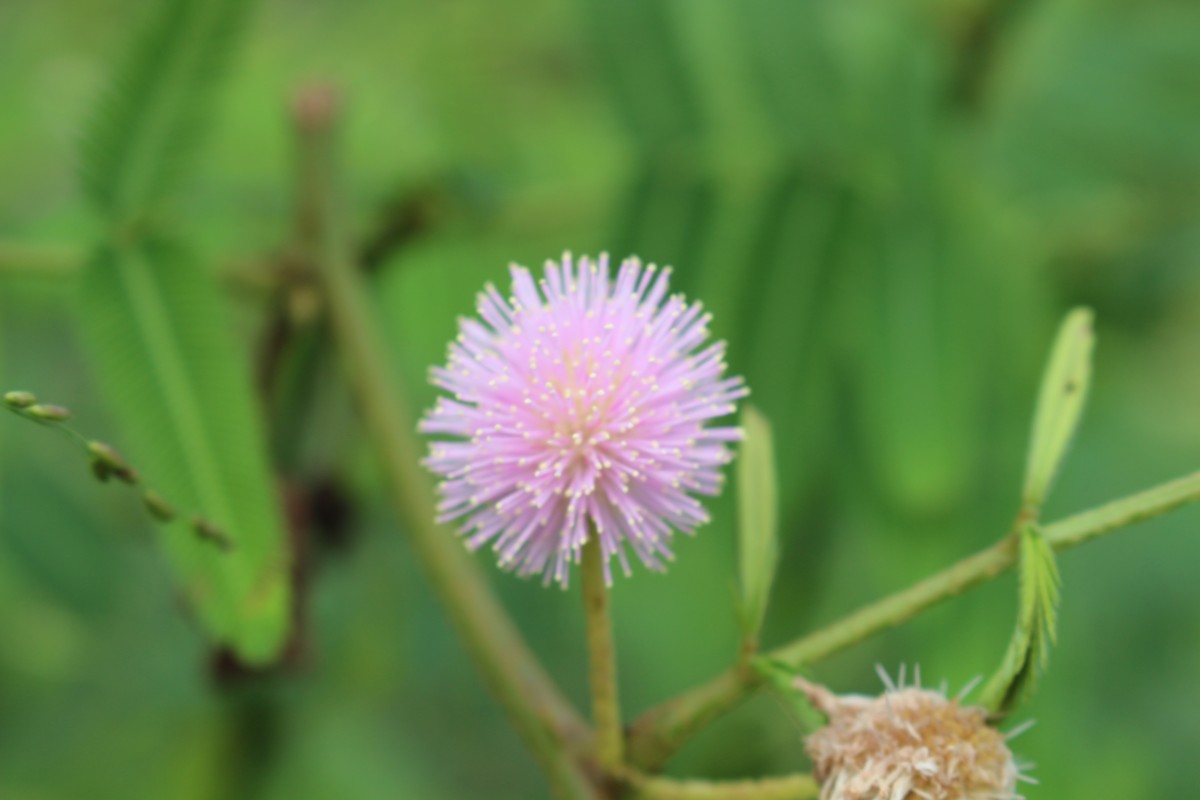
[3,0,1200,797]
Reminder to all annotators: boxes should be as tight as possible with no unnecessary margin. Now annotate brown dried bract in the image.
[796,671,1030,800]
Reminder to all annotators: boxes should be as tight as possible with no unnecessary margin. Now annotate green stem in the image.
[582,534,623,769]
[626,771,818,800]
[218,686,283,800]
[295,86,595,799]
[627,470,1200,769]
[0,240,280,298]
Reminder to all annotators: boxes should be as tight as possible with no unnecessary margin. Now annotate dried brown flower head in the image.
[796,669,1032,800]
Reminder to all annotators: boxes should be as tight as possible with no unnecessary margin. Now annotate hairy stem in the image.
[296,85,595,799]
[626,771,818,800]
[582,535,623,769]
[627,470,1200,769]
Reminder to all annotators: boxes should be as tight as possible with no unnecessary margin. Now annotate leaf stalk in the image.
[627,469,1200,768]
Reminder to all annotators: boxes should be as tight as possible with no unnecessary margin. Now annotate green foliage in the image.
[982,523,1062,715]
[1023,308,1095,512]
[80,0,252,221]
[79,238,289,663]
[735,405,779,645]
[3,0,1200,797]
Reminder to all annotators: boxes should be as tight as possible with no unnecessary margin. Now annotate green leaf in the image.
[1023,307,1094,511]
[79,237,290,663]
[80,0,252,221]
[981,522,1061,715]
[736,405,779,644]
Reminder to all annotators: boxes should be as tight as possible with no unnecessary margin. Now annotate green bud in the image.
[143,491,175,523]
[3,390,36,408]
[26,404,72,422]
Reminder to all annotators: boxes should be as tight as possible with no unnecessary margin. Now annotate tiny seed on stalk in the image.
[91,459,112,482]
[3,390,36,408]
[87,442,136,483]
[143,491,175,523]
[26,404,71,422]
[87,441,125,468]
[192,516,234,552]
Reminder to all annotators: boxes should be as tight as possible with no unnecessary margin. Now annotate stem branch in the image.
[627,470,1200,769]
[295,85,594,799]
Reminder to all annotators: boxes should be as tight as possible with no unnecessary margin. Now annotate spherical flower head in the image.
[419,253,747,587]
[796,672,1029,800]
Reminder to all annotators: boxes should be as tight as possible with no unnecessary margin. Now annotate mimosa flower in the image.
[419,253,747,586]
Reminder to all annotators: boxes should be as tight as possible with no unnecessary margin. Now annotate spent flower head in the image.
[419,253,747,586]
[796,669,1031,800]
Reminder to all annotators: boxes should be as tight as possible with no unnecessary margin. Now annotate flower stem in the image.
[582,534,623,770]
[294,85,595,799]
[625,771,818,800]
[627,469,1200,769]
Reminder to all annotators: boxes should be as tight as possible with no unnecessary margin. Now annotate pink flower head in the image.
[419,253,748,586]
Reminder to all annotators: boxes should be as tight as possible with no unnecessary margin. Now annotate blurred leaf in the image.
[80,0,252,220]
[79,237,289,663]
[1023,307,1094,511]
[582,0,713,287]
[735,179,841,507]
[987,4,1200,210]
[736,0,841,158]
[72,0,286,664]
[843,199,984,515]
[579,0,701,149]
[262,708,450,800]
[982,522,1061,715]
[826,17,993,517]
[736,405,778,644]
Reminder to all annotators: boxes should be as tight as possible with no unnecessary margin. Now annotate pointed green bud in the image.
[1023,308,1094,513]
[736,405,780,646]
[143,491,175,523]
[26,404,72,422]
[3,390,37,408]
